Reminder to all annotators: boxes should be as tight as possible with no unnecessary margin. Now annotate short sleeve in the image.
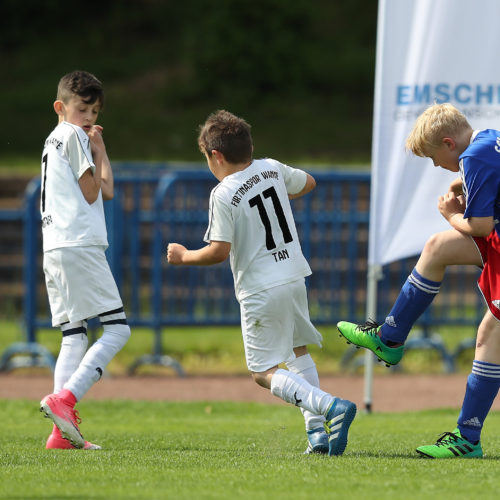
[462,156,498,219]
[267,158,307,195]
[64,128,95,180]
[204,187,234,244]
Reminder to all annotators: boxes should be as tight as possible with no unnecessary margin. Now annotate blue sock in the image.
[380,268,441,345]
[457,360,500,444]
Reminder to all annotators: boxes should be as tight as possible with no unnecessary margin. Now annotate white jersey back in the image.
[204,158,311,301]
[41,121,108,252]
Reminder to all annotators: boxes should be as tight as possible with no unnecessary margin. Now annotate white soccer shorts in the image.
[239,278,322,373]
[43,245,123,327]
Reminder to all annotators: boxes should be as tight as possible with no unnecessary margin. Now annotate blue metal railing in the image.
[0,166,485,373]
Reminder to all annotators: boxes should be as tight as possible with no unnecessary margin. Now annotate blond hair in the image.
[405,103,472,157]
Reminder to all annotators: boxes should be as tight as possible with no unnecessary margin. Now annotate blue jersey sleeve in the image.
[462,157,498,218]
[462,130,500,221]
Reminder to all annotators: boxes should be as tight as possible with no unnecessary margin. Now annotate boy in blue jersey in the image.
[338,103,500,458]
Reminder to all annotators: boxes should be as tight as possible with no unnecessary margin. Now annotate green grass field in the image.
[0,400,499,499]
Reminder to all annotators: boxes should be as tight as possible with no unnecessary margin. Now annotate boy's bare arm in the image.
[167,241,231,266]
[288,173,316,200]
[439,191,494,236]
[95,149,114,201]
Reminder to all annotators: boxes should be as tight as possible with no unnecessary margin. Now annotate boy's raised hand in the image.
[167,243,187,265]
[88,125,105,154]
[438,191,465,221]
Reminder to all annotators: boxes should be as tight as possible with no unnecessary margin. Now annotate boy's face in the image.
[429,138,460,172]
[54,96,100,134]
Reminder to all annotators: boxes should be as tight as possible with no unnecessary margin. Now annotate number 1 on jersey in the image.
[249,187,293,250]
[41,153,48,212]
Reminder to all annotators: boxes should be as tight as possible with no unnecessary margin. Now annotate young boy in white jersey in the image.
[167,110,356,456]
[338,103,500,458]
[39,71,131,449]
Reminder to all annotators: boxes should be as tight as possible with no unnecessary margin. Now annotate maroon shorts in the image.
[473,230,500,320]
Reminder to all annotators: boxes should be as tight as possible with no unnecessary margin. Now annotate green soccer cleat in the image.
[336,320,404,367]
[416,429,483,459]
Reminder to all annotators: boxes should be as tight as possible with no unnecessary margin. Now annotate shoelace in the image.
[357,319,380,334]
[73,409,82,426]
[434,431,460,447]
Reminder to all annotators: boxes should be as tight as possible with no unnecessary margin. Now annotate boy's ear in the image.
[442,137,456,150]
[212,150,225,164]
[53,100,65,116]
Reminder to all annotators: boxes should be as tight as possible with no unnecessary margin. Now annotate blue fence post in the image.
[23,178,40,343]
[128,173,185,376]
[0,177,55,372]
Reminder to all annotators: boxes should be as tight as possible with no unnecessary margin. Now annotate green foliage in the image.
[0,1,376,166]
[1,401,499,499]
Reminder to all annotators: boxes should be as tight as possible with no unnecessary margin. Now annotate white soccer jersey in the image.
[40,121,108,252]
[204,158,312,301]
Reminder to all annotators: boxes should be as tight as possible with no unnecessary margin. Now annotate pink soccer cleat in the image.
[46,424,101,450]
[40,390,85,449]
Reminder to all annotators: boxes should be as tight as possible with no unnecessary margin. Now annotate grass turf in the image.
[0,400,499,499]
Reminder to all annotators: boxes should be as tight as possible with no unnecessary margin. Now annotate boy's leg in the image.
[53,321,88,393]
[416,312,500,458]
[458,311,500,442]
[242,282,355,455]
[41,307,130,448]
[46,320,100,449]
[338,230,482,365]
[63,307,131,400]
[286,350,328,453]
[254,367,356,456]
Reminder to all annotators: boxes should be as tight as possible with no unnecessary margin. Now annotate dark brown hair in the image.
[198,110,253,164]
[57,70,104,109]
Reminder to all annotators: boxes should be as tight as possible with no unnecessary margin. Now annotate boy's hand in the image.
[438,192,465,221]
[167,243,187,265]
[88,125,105,154]
[448,176,464,196]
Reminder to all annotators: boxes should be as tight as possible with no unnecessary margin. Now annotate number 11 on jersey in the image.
[249,186,293,250]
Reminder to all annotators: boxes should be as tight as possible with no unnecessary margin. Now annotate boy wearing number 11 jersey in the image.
[38,71,130,449]
[167,110,356,456]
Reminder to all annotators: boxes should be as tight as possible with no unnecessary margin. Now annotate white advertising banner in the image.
[370,0,500,266]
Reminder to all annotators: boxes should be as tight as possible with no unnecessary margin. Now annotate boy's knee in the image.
[422,233,447,260]
[102,323,131,349]
[251,368,276,389]
[251,372,266,387]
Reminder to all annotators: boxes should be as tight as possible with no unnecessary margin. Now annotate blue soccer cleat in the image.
[324,398,357,456]
[304,427,329,454]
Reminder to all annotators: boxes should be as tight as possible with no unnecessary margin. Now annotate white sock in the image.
[64,322,130,400]
[54,322,88,393]
[286,354,325,431]
[270,368,334,416]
